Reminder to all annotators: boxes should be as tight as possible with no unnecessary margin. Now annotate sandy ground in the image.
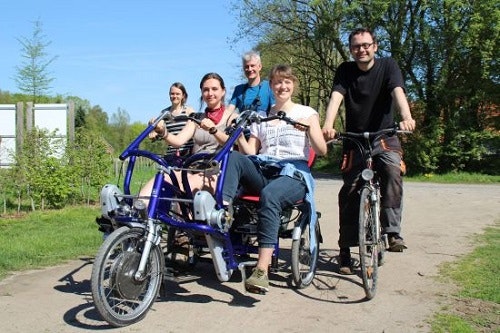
[0,179,498,333]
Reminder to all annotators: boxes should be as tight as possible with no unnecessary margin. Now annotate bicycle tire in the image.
[358,187,379,300]
[291,217,320,288]
[91,226,164,327]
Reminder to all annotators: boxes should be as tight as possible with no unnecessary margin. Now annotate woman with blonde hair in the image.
[222,64,327,293]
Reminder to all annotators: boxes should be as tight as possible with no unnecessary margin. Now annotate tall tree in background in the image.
[231,0,345,114]
[231,0,499,175]
[14,19,58,102]
[108,107,133,153]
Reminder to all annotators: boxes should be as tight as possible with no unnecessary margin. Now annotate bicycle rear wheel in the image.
[91,226,164,327]
[291,217,320,288]
[358,187,379,300]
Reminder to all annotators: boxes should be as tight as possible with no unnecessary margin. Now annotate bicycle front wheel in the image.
[291,218,320,288]
[358,187,379,300]
[91,226,165,327]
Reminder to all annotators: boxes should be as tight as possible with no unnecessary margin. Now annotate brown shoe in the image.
[338,248,354,275]
[388,234,407,252]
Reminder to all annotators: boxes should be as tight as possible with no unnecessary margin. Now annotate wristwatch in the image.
[209,127,218,135]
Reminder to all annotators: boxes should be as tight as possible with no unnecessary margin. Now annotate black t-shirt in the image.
[333,57,405,132]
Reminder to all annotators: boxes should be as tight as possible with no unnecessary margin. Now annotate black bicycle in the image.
[334,126,410,299]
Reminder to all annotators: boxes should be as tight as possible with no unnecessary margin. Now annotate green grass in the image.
[0,206,102,280]
[0,161,157,280]
[0,162,156,280]
[407,172,500,184]
[113,162,157,194]
[432,314,476,333]
[431,224,500,332]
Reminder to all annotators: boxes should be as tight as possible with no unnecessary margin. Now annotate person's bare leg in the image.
[256,247,274,272]
[138,171,218,208]
[138,177,155,206]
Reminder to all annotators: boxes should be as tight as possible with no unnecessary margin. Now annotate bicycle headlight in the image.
[361,169,374,181]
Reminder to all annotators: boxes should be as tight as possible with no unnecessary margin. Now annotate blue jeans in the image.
[223,151,307,247]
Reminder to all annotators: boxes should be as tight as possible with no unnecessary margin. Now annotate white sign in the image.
[0,104,16,166]
[34,104,67,135]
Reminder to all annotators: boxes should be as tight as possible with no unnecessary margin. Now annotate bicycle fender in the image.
[115,221,145,230]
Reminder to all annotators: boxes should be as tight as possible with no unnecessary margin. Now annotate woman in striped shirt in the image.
[149,82,196,161]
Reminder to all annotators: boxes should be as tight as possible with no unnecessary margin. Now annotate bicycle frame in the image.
[334,126,408,299]
[99,109,314,282]
[91,109,325,327]
[113,110,249,279]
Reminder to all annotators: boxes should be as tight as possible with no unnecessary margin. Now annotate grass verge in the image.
[431,223,500,332]
[0,206,102,280]
[313,158,500,184]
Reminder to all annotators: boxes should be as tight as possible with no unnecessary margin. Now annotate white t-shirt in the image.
[250,104,316,161]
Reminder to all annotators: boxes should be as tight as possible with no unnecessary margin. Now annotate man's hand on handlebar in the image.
[322,127,337,142]
[399,118,416,132]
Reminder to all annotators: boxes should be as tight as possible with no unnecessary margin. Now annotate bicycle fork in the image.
[134,200,162,281]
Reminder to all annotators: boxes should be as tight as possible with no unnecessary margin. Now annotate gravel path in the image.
[0,180,498,332]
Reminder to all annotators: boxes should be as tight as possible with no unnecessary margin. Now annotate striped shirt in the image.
[162,106,194,156]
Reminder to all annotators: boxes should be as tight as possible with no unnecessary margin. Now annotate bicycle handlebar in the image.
[225,110,309,136]
[252,110,309,128]
[150,114,203,142]
[166,113,203,126]
[330,125,411,144]
[123,109,310,159]
[167,110,309,132]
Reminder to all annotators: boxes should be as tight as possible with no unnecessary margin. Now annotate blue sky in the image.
[0,0,251,123]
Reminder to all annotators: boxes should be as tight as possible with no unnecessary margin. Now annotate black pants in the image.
[338,150,404,248]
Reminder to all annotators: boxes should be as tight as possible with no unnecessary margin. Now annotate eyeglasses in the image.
[350,42,374,51]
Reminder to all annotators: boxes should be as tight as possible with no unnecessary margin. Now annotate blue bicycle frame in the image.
[107,110,259,280]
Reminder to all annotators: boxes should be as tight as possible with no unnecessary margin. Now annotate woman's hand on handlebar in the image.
[199,117,216,132]
[149,118,166,141]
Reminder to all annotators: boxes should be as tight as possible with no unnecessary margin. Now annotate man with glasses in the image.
[322,27,416,275]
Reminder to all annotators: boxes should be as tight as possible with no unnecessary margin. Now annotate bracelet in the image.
[208,127,218,135]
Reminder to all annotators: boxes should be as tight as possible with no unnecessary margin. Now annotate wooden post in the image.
[67,101,75,143]
[26,102,33,132]
[16,102,24,155]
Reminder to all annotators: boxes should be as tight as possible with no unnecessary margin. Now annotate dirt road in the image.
[0,179,498,332]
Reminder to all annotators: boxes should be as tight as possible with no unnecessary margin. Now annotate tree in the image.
[65,96,92,128]
[14,19,58,102]
[13,127,70,210]
[108,107,133,153]
[230,0,499,175]
[66,127,112,205]
[230,0,345,114]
